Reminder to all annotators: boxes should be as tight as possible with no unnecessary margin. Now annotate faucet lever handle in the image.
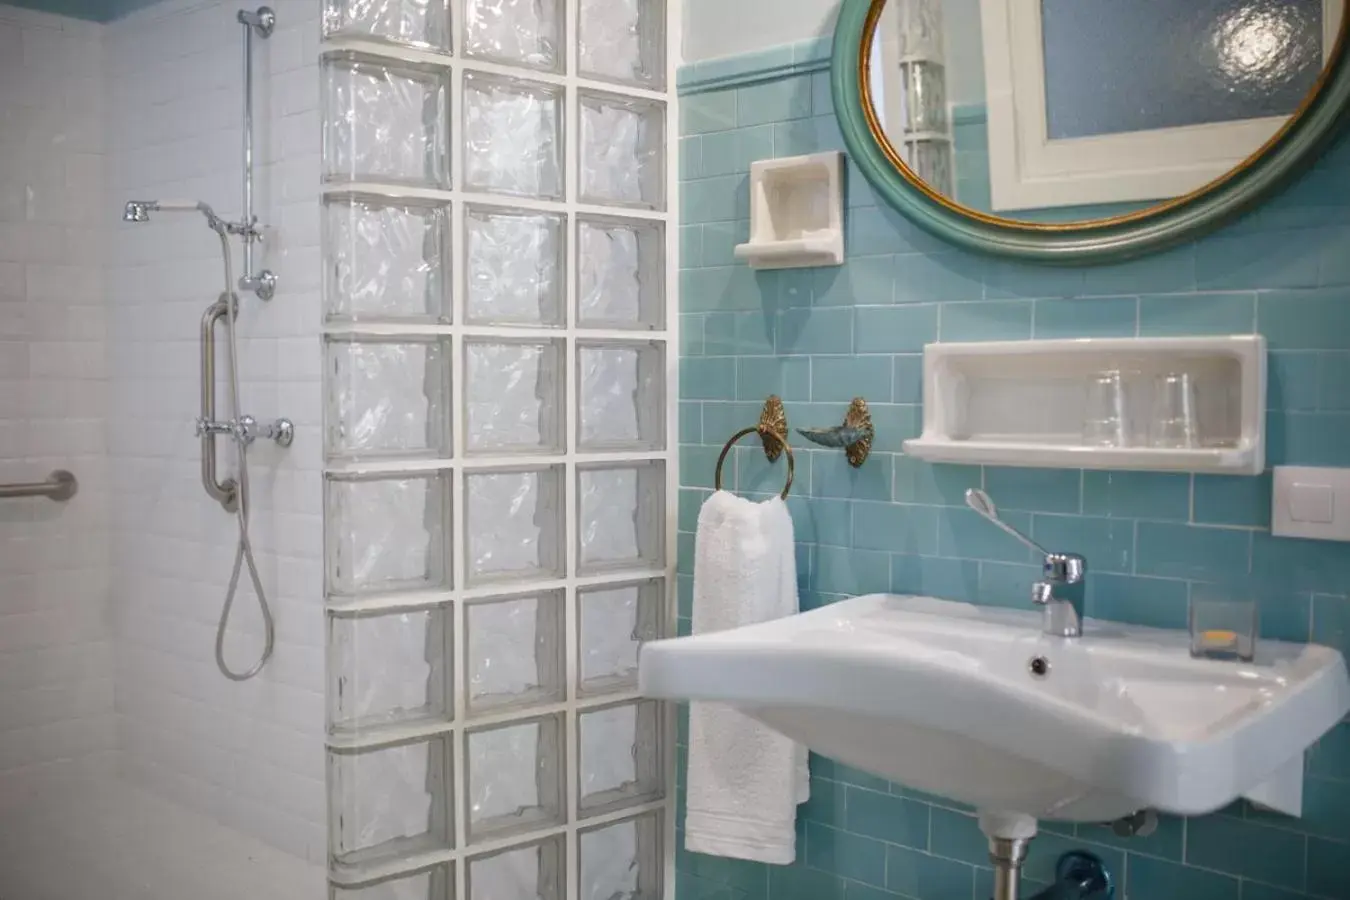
[964,489,1049,557]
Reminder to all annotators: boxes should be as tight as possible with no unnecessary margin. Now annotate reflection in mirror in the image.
[867,0,1343,224]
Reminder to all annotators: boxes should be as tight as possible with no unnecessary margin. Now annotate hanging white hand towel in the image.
[684,490,808,865]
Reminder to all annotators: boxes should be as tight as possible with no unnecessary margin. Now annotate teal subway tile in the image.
[1082,470,1191,520]
[681,89,737,135]
[1195,228,1322,290]
[854,305,938,353]
[892,354,923,405]
[786,496,853,548]
[1309,720,1350,781]
[700,46,794,86]
[680,446,721,490]
[794,36,832,64]
[1259,288,1350,350]
[843,885,908,900]
[1300,775,1350,842]
[736,357,811,402]
[766,864,843,900]
[1267,410,1350,467]
[679,401,702,443]
[936,507,1035,564]
[846,788,929,849]
[703,311,768,356]
[893,252,985,303]
[681,313,705,356]
[778,307,854,354]
[938,300,1033,342]
[813,451,893,501]
[681,357,738,400]
[1320,352,1350,409]
[885,846,974,900]
[683,265,780,313]
[892,458,979,505]
[812,546,890,596]
[772,117,822,158]
[845,159,880,209]
[1311,594,1350,659]
[800,773,845,824]
[811,71,832,114]
[976,561,1042,609]
[700,125,775,177]
[736,441,807,497]
[1186,814,1306,890]
[893,785,974,811]
[1254,532,1350,595]
[984,258,1086,299]
[701,220,750,268]
[804,823,886,889]
[852,502,939,555]
[1256,590,1312,643]
[682,267,732,312]
[677,575,693,620]
[681,136,703,180]
[1080,244,1197,296]
[1021,832,1125,891]
[1268,351,1321,411]
[814,255,895,306]
[1126,856,1239,900]
[679,487,710,533]
[1193,473,1272,527]
[679,850,769,900]
[1138,291,1256,335]
[847,205,933,257]
[1032,296,1138,339]
[1087,573,1189,629]
[1135,522,1251,581]
[682,175,748,224]
[867,404,921,453]
[810,755,891,793]
[983,466,1081,514]
[703,401,773,443]
[776,268,816,308]
[891,555,980,603]
[1321,225,1350,284]
[1239,884,1310,900]
[1032,514,1134,573]
[737,75,812,127]
[811,355,891,402]
[677,532,696,576]
[1076,813,1185,861]
[928,808,987,866]
[681,224,704,270]
[1308,836,1350,898]
[676,870,765,900]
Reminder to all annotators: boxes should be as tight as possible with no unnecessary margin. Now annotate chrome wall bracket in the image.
[236,6,276,301]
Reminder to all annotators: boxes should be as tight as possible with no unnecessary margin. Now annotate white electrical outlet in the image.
[1272,466,1350,541]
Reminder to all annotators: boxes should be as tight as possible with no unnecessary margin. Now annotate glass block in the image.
[908,138,953,196]
[578,700,664,816]
[465,715,565,842]
[329,738,453,874]
[326,337,452,462]
[577,216,663,330]
[579,813,663,900]
[465,206,565,327]
[578,0,665,89]
[900,60,948,134]
[323,0,451,52]
[463,72,563,200]
[463,339,564,455]
[464,466,564,586]
[464,0,561,71]
[578,91,664,210]
[331,863,453,900]
[326,471,452,597]
[577,340,665,451]
[468,836,564,900]
[577,463,665,575]
[324,193,450,325]
[578,579,663,697]
[329,606,453,736]
[324,52,451,188]
[465,590,564,715]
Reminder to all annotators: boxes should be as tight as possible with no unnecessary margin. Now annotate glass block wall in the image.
[317,2,677,898]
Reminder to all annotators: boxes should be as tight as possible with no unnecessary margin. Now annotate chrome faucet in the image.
[965,489,1087,637]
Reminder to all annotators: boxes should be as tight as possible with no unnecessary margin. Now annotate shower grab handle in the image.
[200,297,240,513]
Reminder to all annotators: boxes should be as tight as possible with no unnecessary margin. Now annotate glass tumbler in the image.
[1189,590,1258,662]
[1083,370,1129,447]
[1150,372,1199,448]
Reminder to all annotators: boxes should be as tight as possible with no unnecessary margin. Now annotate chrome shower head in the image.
[123,200,152,223]
[120,199,227,234]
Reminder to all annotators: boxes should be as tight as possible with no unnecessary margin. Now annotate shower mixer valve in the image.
[195,415,295,448]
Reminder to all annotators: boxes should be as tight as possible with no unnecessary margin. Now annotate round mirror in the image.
[833,0,1350,261]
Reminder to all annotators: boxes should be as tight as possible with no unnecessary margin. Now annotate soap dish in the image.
[734,151,844,270]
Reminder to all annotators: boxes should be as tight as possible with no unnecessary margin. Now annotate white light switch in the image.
[1273,466,1350,541]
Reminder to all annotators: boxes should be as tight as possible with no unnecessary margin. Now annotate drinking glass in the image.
[1083,370,1129,447]
[1150,372,1198,448]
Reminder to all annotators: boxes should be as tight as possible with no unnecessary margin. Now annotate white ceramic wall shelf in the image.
[903,336,1267,474]
[734,151,844,269]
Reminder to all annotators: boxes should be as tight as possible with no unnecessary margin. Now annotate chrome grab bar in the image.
[200,296,240,513]
[0,470,77,501]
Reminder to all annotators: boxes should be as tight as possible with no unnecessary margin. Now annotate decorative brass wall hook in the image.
[713,395,796,499]
[797,397,874,468]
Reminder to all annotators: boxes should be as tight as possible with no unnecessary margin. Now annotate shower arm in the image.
[236,6,276,301]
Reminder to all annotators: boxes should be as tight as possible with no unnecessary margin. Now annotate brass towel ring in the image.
[714,426,796,500]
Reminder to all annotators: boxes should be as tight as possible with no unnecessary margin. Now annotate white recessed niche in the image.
[734,151,844,270]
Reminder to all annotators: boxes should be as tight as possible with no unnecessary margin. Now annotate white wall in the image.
[0,3,115,785]
[103,0,325,862]
[682,0,838,61]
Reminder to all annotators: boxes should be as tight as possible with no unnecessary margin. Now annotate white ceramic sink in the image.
[640,594,1350,825]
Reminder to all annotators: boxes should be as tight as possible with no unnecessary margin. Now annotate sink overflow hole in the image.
[1028,656,1051,678]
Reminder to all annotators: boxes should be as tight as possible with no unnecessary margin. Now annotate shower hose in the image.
[209,224,275,681]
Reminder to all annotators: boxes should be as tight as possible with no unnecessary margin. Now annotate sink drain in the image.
[1028,656,1051,678]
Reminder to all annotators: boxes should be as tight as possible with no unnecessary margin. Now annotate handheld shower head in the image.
[121,199,227,234]
[122,201,152,223]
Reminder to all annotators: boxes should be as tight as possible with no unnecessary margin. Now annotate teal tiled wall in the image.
[676,41,1350,900]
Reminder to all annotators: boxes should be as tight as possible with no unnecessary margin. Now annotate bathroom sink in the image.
[640,594,1350,824]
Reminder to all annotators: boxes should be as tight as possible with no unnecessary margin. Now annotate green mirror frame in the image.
[832,0,1350,263]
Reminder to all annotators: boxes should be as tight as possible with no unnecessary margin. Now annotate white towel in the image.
[684,491,809,865]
